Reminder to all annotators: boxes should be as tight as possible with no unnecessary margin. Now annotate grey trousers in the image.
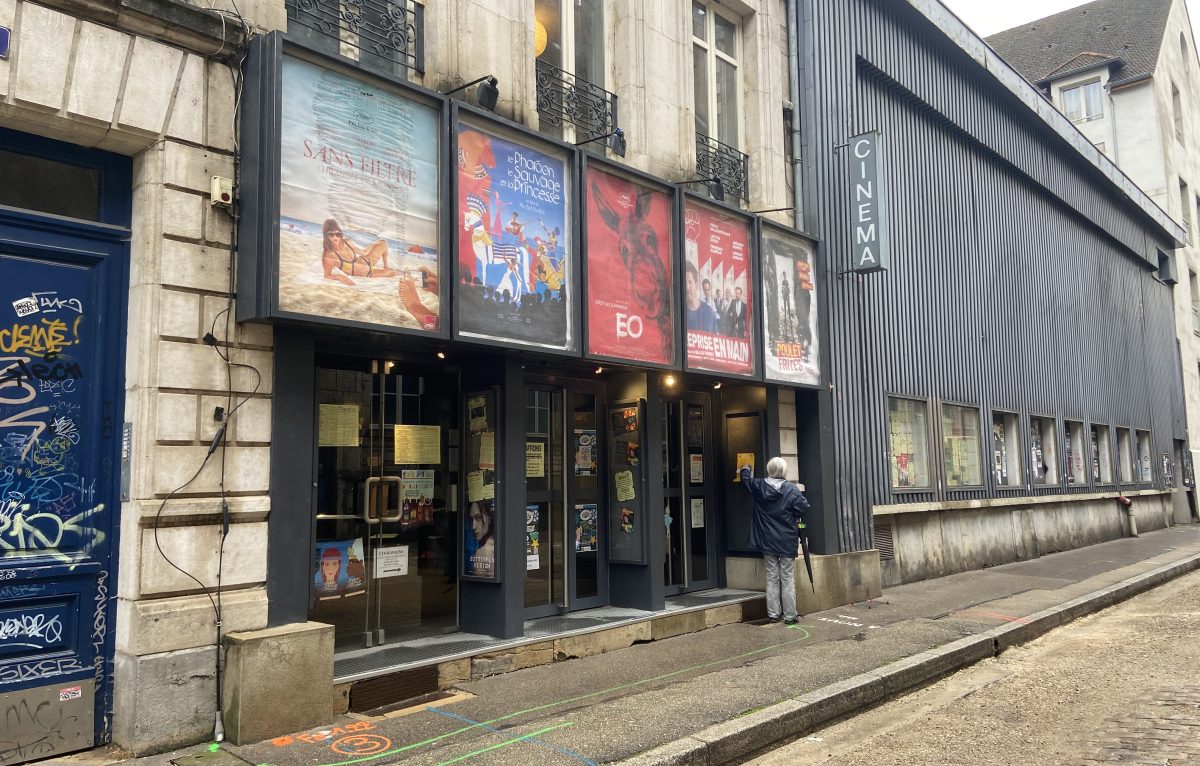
[764,554,798,620]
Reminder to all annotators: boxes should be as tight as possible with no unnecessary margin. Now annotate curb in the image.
[614,551,1200,766]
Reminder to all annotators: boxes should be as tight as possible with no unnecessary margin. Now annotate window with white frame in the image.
[992,411,1022,487]
[1031,416,1059,485]
[1091,424,1113,484]
[1136,430,1152,482]
[1117,427,1134,483]
[692,1,740,150]
[1066,420,1087,485]
[1062,80,1103,123]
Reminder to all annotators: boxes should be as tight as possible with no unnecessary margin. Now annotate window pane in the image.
[716,58,739,147]
[992,413,1022,486]
[692,2,707,40]
[888,398,930,488]
[1066,421,1086,484]
[1136,431,1152,482]
[535,0,563,69]
[574,0,604,87]
[1063,87,1082,121]
[1117,428,1133,482]
[714,13,737,57]
[1092,425,1112,483]
[1083,82,1103,118]
[0,149,100,221]
[1031,417,1059,485]
[693,46,710,138]
[942,404,982,487]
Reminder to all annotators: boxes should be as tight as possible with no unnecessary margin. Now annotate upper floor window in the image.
[1181,178,1193,243]
[1062,80,1103,123]
[692,1,740,149]
[1172,81,1184,143]
[535,1,613,145]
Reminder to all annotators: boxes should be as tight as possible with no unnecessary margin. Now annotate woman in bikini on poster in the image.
[321,218,400,285]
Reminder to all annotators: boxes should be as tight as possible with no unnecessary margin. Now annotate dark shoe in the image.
[783,617,799,625]
[768,616,782,623]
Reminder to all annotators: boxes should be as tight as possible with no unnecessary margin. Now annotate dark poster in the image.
[455,122,574,351]
[683,201,754,376]
[584,166,675,365]
[761,228,819,386]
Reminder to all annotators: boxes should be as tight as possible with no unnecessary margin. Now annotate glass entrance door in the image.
[311,356,458,651]
[525,384,606,616]
[662,393,718,594]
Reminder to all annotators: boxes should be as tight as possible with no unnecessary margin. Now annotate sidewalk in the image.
[99,524,1200,766]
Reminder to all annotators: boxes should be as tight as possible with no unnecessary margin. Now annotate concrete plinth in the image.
[222,621,334,745]
[726,550,883,614]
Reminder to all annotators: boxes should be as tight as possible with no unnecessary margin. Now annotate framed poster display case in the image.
[607,399,649,564]
[450,103,582,357]
[237,32,450,339]
[579,154,682,371]
[461,387,502,581]
[758,219,823,388]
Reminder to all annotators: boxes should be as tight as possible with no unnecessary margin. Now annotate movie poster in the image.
[278,57,441,332]
[455,122,574,350]
[584,167,675,365]
[683,201,754,375]
[761,228,820,386]
[313,539,367,600]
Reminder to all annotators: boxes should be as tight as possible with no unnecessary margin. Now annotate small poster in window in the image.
[689,454,704,484]
[619,506,635,534]
[615,470,636,502]
[318,404,360,447]
[574,430,597,476]
[611,407,638,434]
[690,497,705,528]
[394,425,441,464]
[526,505,541,570]
[526,442,545,478]
[575,504,598,552]
[467,470,484,502]
[735,452,755,480]
[468,396,488,433]
[373,545,409,578]
[400,469,435,500]
[479,431,496,470]
[314,539,367,600]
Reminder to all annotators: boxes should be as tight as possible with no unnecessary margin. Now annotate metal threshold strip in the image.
[333,589,762,683]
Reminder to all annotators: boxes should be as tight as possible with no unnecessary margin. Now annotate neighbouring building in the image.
[987,0,1200,524]
[0,0,1187,761]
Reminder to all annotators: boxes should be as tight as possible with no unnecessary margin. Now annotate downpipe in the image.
[1117,495,1138,537]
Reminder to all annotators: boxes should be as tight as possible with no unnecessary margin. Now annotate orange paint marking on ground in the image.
[331,733,392,756]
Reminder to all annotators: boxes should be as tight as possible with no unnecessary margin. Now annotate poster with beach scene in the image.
[278,56,442,333]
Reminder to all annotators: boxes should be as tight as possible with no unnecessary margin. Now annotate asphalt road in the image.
[748,568,1200,766]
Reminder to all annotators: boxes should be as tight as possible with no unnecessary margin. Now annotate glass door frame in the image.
[662,390,719,595]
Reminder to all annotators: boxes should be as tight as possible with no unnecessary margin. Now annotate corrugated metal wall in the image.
[805,0,1187,554]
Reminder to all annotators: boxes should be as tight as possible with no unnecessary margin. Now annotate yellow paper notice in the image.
[735,452,756,481]
[526,442,545,478]
[467,471,484,502]
[318,404,359,447]
[615,470,635,502]
[479,431,496,470]
[394,425,441,464]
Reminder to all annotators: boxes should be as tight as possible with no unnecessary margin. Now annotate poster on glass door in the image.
[313,539,367,600]
[683,200,754,376]
[761,226,820,386]
[278,56,442,332]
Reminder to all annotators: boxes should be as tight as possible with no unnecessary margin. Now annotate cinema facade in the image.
[217,0,1195,731]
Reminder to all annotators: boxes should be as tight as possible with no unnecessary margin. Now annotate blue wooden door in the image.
[0,132,130,763]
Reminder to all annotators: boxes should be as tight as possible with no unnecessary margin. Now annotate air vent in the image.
[875,521,895,561]
[349,665,439,713]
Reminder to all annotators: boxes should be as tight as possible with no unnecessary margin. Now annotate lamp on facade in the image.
[442,75,500,112]
[678,177,725,203]
[575,128,626,158]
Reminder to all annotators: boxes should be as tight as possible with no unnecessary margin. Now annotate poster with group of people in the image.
[683,201,754,376]
[277,56,442,333]
[455,122,574,351]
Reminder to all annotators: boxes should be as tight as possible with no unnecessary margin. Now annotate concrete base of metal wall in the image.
[877,491,1176,588]
[221,622,335,745]
[725,550,883,613]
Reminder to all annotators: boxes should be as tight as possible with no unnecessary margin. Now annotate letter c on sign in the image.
[853,139,872,159]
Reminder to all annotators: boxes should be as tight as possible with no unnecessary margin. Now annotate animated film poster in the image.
[585,167,675,365]
[278,56,441,332]
[456,122,574,351]
[761,228,820,386]
[314,539,367,600]
[683,201,754,375]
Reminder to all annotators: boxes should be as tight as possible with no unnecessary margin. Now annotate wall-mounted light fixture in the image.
[442,75,500,112]
[713,381,722,390]
[677,177,725,203]
[576,128,627,158]
[436,351,446,360]
[594,366,604,374]
[664,375,676,387]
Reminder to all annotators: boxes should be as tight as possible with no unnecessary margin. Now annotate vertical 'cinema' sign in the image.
[584,167,676,366]
[683,200,754,376]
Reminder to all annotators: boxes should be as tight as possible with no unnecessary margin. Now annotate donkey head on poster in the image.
[590,177,672,359]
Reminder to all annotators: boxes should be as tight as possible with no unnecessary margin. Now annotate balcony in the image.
[695,133,749,202]
[286,0,424,75]
[535,60,618,142]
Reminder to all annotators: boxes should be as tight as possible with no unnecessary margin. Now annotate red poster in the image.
[585,167,675,365]
[683,201,754,375]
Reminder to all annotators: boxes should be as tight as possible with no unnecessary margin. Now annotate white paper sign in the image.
[374,545,410,578]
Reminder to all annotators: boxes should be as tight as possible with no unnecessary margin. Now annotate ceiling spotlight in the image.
[713,381,722,389]
[436,351,446,360]
[664,375,676,387]
[595,366,604,374]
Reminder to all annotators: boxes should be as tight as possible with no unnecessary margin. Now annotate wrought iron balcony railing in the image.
[535,60,618,141]
[695,133,749,202]
[286,0,424,75]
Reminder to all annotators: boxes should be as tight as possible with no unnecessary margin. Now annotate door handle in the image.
[378,476,404,522]
[362,477,381,525]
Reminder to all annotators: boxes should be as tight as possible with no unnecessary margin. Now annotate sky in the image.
[940,0,1200,43]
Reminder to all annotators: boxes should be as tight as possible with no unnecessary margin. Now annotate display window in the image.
[1117,427,1134,483]
[991,411,1022,487]
[887,397,930,489]
[942,404,983,488]
[1030,415,1059,485]
[1091,424,1113,484]
[1136,430,1152,482]
[1065,421,1086,485]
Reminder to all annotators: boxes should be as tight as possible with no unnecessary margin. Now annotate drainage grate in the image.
[349,665,440,713]
[875,521,895,561]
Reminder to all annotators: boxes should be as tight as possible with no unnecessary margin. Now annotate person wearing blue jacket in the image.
[740,457,810,625]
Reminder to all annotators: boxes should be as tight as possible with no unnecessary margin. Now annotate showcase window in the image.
[1116,428,1134,482]
[1065,421,1086,485]
[992,411,1022,487]
[942,404,982,487]
[1030,416,1059,485]
[1136,430,1152,482]
[887,397,930,489]
[1091,425,1113,484]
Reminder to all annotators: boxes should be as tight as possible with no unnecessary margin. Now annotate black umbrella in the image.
[798,521,815,592]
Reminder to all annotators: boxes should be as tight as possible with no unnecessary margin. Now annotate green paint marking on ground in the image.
[304,624,812,766]
[432,723,574,766]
